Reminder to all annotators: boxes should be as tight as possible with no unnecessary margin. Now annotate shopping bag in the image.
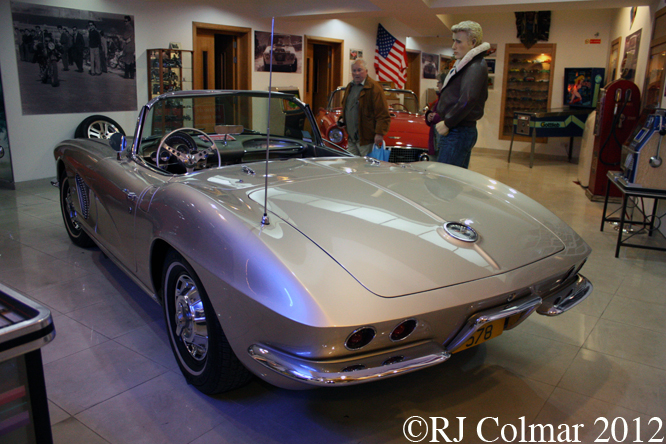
[367,141,391,161]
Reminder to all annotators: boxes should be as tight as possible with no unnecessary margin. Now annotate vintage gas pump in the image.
[586,79,641,200]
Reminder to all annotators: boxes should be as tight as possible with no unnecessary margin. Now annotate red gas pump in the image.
[586,79,641,200]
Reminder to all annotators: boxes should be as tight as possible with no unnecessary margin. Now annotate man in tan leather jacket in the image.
[337,59,390,157]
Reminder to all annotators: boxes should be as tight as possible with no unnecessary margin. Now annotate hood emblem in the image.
[443,222,478,242]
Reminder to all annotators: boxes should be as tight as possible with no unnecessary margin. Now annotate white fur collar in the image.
[442,42,491,89]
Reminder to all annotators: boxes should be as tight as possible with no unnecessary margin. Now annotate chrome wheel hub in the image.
[88,121,119,139]
[173,275,208,361]
[65,186,81,230]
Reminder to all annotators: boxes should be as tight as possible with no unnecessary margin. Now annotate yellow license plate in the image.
[453,318,505,353]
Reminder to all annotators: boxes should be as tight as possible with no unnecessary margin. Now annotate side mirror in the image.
[109,132,127,153]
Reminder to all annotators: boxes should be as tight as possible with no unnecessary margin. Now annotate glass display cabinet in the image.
[499,43,556,141]
[147,49,193,100]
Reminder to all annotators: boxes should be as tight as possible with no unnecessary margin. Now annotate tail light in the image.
[345,327,375,350]
[390,319,417,341]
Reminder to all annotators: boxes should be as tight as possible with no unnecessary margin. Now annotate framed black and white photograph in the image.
[11,2,137,115]
[254,31,302,73]
[421,52,439,79]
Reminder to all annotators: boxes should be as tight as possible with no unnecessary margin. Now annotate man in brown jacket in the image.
[337,59,390,156]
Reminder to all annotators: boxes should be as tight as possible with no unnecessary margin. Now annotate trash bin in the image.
[0,283,55,444]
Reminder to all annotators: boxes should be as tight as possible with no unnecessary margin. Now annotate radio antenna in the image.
[261,17,275,226]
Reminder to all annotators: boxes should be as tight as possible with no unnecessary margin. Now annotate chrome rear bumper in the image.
[247,274,592,386]
[537,274,593,316]
[248,342,450,386]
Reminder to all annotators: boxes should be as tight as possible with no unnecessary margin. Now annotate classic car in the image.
[316,87,431,162]
[262,35,297,72]
[54,89,593,395]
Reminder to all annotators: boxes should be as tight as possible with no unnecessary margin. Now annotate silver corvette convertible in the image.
[53,90,593,394]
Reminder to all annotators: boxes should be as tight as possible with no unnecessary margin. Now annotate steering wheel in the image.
[390,103,409,112]
[156,128,221,173]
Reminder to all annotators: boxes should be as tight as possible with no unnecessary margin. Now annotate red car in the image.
[315,87,430,162]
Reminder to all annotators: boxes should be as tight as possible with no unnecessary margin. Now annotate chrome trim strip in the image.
[248,343,450,386]
[537,274,593,316]
[444,295,542,353]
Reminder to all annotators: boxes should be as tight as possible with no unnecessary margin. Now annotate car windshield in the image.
[136,92,348,173]
[328,89,421,114]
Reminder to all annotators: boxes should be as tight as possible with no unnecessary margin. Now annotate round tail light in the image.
[390,319,417,341]
[345,327,375,350]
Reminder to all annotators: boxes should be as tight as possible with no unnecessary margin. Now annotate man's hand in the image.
[435,121,449,136]
[374,134,384,147]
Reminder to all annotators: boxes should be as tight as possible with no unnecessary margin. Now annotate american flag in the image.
[374,24,407,89]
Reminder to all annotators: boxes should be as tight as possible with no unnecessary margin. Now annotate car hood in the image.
[201,158,565,297]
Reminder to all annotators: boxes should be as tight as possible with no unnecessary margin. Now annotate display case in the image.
[148,49,193,100]
[499,43,556,140]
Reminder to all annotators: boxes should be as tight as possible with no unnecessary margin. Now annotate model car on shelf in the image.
[53,89,593,395]
[262,35,297,72]
[316,87,430,162]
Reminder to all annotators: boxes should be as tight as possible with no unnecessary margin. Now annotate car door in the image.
[90,156,164,273]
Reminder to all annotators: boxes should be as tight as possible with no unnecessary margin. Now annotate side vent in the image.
[75,174,90,220]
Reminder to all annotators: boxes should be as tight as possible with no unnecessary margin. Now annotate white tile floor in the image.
[1,150,666,444]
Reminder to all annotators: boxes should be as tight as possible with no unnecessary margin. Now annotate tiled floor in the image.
[1,150,666,444]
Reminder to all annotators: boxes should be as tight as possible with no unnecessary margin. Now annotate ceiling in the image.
[248,0,653,37]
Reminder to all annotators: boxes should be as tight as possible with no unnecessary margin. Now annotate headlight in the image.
[328,127,344,143]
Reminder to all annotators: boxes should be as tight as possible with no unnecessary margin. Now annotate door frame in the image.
[192,22,252,91]
[303,36,343,107]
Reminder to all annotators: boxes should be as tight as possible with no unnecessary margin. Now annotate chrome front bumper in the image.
[247,274,593,386]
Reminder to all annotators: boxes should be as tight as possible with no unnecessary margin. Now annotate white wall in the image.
[0,0,401,184]
[442,10,615,158]
[0,0,662,184]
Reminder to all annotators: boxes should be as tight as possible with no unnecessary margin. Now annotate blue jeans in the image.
[436,126,478,169]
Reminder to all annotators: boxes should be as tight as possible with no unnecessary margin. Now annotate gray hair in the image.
[352,58,368,70]
[451,21,483,46]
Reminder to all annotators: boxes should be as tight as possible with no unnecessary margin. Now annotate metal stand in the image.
[601,172,666,257]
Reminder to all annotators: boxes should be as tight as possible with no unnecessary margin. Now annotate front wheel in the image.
[59,175,95,248]
[162,250,252,394]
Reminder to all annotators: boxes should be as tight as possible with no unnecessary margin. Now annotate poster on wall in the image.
[421,53,439,79]
[350,49,363,60]
[620,29,642,82]
[254,31,302,73]
[440,55,454,74]
[0,61,15,187]
[10,2,137,115]
[486,59,496,74]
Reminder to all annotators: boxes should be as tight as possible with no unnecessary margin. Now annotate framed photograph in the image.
[350,48,363,60]
[620,29,642,82]
[488,76,495,90]
[254,31,302,73]
[169,42,181,50]
[440,55,455,73]
[421,52,439,79]
[10,2,137,115]
[486,59,496,74]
